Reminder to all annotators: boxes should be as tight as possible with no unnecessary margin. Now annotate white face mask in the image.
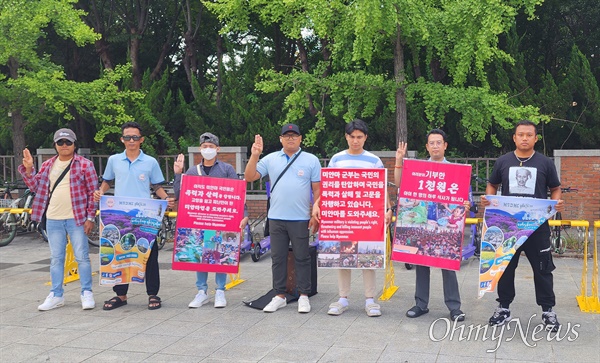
[200,148,217,160]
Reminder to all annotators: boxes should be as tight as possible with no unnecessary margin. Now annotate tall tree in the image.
[0,0,99,166]
[207,0,548,149]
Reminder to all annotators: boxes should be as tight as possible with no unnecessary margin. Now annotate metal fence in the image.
[0,154,495,195]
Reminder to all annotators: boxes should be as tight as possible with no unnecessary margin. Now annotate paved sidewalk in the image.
[1,233,599,362]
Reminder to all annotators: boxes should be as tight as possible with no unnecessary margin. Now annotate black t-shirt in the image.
[489,151,560,199]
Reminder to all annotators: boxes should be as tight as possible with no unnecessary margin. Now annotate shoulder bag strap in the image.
[48,159,73,202]
[270,150,302,193]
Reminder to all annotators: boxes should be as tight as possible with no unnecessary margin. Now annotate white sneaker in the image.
[38,293,65,311]
[189,290,210,308]
[263,296,287,313]
[298,295,311,313]
[81,291,95,310]
[214,290,227,308]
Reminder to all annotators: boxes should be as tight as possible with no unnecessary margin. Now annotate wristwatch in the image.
[87,217,95,223]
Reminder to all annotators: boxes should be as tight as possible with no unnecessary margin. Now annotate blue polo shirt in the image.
[257,148,321,221]
[103,150,165,198]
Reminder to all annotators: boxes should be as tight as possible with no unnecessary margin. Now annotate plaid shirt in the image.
[18,154,98,226]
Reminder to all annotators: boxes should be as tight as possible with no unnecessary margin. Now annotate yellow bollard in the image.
[575,220,600,313]
[226,271,245,290]
[45,239,81,286]
[379,226,398,300]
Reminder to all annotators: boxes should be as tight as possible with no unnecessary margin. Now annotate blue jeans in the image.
[46,219,93,297]
[196,272,227,292]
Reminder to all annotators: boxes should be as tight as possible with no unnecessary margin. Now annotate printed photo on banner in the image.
[478,195,557,298]
[172,174,246,274]
[391,159,471,271]
[98,195,167,286]
[317,241,385,269]
[317,168,387,269]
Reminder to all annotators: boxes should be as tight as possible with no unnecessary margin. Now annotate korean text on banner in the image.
[391,159,471,271]
[478,195,557,298]
[99,196,167,286]
[172,175,246,274]
[317,168,387,269]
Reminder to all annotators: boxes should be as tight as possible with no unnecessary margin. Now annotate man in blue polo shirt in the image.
[244,124,321,313]
[94,122,173,311]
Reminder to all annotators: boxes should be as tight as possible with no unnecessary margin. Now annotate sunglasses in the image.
[122,135,142,141]
[56,139,73,146]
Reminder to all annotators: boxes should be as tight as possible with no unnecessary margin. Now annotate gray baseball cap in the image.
[53,128,77,143]
[199,132,219,146]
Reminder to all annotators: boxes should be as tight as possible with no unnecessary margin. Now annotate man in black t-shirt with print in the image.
[481,120,565,332]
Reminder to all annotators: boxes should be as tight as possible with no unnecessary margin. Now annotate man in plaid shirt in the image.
[19,128,98,311]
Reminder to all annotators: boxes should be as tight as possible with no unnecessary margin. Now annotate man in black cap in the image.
[19,128,98,311]
[245,124,321,313]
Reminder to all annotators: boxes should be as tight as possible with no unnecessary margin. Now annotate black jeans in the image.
[497,223,555,309]
[113,238,160,296]
[269,219,311,295]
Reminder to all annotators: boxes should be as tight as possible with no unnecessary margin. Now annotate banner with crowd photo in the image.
[391,159,472,271]
[172,174,246,274]
[317,168,387,269]
[478,195,558,298]
[98,196,167,286]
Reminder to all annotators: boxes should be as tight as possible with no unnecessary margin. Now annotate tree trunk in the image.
[216,34,223,108]
[297,39,318,117]
[150,3,181,81]
[8,57,25,169]
[95,38,114,70]
[10,110,26,172]
[130,31,142,90]
[183,30,198,100]
[81,1,114,70]
[394,25,408,144]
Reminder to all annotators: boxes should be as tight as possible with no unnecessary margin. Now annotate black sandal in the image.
[103,296,127,310]
[148,295,162,310]
[406,305,429,318]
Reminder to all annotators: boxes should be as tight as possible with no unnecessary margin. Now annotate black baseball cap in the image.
[281,124,301,135]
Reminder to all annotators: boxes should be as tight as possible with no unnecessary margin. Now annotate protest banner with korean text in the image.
[172,175,246,274]
[317,168,386,269]
[99,196,167,286]
[391,159,471,271]
[478,195,557,298]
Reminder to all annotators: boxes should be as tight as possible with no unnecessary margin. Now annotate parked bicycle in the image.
[0,183,37,247]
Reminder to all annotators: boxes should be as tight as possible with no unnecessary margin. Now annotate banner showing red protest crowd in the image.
[391,159,471,271]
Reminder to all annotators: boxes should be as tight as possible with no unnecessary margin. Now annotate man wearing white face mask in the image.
[173,132,249,308]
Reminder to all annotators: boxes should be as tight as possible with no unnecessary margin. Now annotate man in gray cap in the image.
[19,128,98,311]
[244,124,321,313]
[173,132,249,308]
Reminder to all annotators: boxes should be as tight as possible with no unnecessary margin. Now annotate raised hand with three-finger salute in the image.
[174,153,185,174]
[394,141,408,186]
[250,134,263,157]
[22,148,35,176]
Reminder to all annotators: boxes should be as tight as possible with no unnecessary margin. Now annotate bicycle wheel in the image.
[156,226,167,250]
[87,216,100,247]
[473,224,481,257]
[37,222,49,242]
[0,213,18,247]
[552,236,566,255]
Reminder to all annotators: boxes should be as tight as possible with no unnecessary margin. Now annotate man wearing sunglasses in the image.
[19,128,98,311]
[94,122,173,310]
